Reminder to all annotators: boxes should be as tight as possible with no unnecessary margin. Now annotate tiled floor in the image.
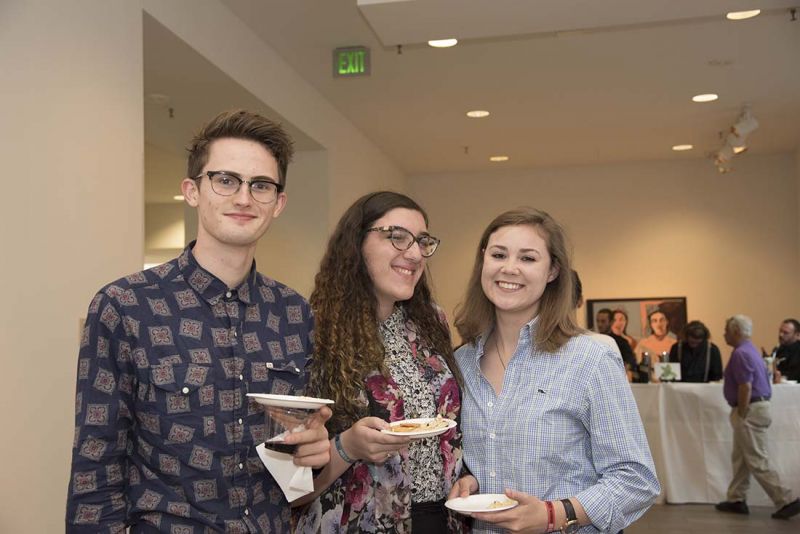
[627,503,799,533]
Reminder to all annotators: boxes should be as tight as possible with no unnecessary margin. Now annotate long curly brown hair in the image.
[309,191,460,433]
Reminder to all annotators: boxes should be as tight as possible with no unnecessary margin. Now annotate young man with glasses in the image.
[67,110,331,533]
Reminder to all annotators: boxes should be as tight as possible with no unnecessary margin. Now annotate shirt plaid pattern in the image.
[67,243,313,533]
[457,319,659,533]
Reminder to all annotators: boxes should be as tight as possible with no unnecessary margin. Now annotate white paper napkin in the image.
[256,443,314,501]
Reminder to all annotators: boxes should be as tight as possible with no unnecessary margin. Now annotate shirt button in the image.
[243,508,249,516]
[238,418,243,425]
[489,470,496,478]
[238,374,244,381]
[239,462,244,470]
[294,367,300,373]
[489,432,496,439]
[232,330,238,338]
[226,290,232,298]
[266,362,274,369]
[181,387,190,394]
[487,401,494,407]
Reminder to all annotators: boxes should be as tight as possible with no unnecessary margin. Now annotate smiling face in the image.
[362,208,428,321]
[650,311,669,337]
[182,138,286,253]
[480,224,558,323]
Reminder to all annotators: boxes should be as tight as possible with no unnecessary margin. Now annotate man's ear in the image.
[181,178,199,207]
[271,192,288,219]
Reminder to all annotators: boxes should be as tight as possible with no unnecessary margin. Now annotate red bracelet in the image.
[544,500,555,532]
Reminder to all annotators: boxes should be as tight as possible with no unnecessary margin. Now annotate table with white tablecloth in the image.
[631,382,800,505]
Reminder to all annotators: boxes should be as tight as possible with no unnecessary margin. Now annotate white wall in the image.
[145,203,184,250]
[140,0,408,230]
[255,149,330,297]
[0,1,144,532]
[796,147,800,253]
[410,153,800,358]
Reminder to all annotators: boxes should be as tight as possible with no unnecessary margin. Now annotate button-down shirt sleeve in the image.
[574,350,660,533]
[67,292,134,533]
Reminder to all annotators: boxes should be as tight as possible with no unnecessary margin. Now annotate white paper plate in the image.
[445,494,519,514]
[246,393,334,409]
[380,417,457,439]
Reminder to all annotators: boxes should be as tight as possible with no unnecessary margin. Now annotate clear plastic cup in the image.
[263,406,315,454]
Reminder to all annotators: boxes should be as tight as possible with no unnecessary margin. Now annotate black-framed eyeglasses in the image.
[366,226,440,257]
[194,171,284,204]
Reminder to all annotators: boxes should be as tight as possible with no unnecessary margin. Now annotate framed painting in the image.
[586,296,688,342]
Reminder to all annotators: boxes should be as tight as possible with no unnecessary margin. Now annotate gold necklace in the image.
[494,334,507,370]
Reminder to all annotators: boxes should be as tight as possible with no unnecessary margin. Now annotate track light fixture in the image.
[713,106,758,174]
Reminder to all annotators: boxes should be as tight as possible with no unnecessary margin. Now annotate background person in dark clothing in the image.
[668,320,723,382]
[773,319,800,381]
[574,277,637,381]
[611,309,638,352]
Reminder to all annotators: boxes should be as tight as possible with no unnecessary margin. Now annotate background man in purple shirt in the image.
[716,314,800,520]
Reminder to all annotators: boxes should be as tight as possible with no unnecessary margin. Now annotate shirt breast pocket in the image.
[138,363,215,441]
[246,362,305,417]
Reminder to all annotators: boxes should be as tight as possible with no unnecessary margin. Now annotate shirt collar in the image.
[177,241,257,305]
[379,306,406,336]
[473,315,540,363]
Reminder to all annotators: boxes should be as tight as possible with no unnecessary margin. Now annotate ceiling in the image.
[143,14,321,203]
[215,0,800,175]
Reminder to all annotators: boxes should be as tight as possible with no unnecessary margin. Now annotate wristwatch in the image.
[560,498,580,534]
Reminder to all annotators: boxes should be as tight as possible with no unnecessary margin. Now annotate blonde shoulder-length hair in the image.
[454,207,580,353]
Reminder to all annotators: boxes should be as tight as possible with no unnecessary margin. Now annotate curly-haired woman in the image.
[293,191,466,533]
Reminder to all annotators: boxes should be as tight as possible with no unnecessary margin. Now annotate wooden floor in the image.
[626,504,799,533]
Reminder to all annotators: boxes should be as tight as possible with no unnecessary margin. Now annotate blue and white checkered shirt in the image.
[457,318,659,533]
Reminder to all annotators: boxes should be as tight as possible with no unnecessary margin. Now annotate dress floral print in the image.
[294,307,466,533]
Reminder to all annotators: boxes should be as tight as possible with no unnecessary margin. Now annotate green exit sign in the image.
[333,46,370,77]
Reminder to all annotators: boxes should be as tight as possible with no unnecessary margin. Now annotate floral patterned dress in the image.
[294,307,467,533]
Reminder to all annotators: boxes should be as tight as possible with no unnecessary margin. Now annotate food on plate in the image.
[389,416,450,433]
[487,498,517,509]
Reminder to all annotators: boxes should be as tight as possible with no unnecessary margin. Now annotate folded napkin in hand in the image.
[256,443,314,501]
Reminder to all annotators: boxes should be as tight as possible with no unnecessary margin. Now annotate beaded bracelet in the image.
[334,433,356,463]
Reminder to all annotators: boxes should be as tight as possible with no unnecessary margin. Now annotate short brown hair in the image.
[186,109,294,186]
[454,207,580,352]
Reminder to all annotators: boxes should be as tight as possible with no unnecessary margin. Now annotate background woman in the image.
[450,207,659,533]
[612,308,638,352]
[294,191,465,533]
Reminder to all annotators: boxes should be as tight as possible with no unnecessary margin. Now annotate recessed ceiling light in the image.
[173,195,184,201]
[692,93,718,103]
[466,110,490,118]
[428,38,458,48]
[489,155,509,162]
[726,10,761,21]
[672,144,693,151]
